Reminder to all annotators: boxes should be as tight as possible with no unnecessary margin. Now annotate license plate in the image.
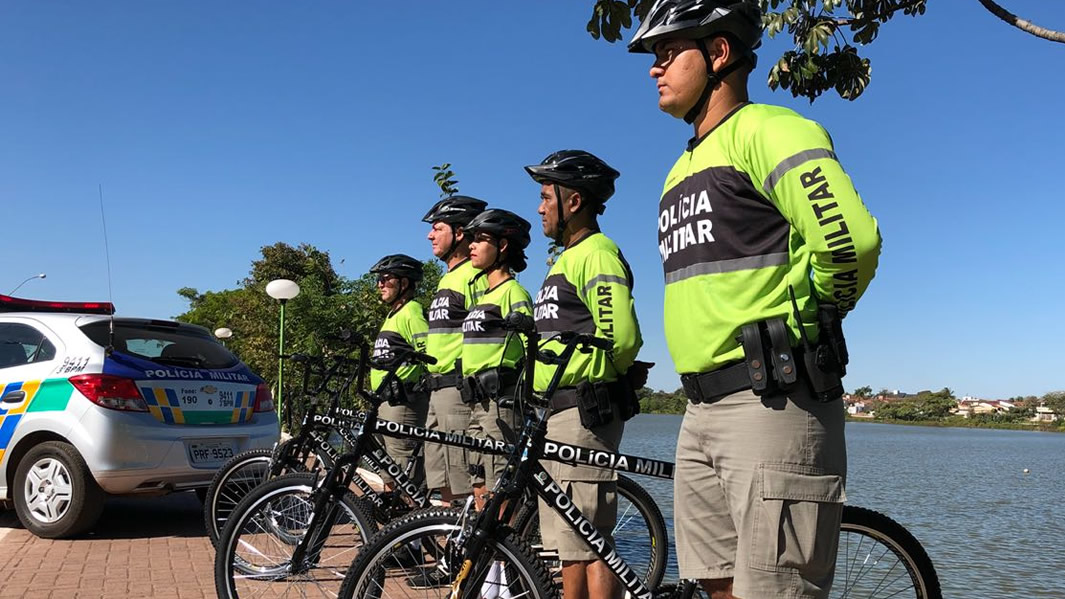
[188,440,236,467]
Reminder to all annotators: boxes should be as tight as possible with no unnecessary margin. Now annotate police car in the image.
[0,294,279,538]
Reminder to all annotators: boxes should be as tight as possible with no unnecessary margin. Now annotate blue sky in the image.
[2,1,1062,399]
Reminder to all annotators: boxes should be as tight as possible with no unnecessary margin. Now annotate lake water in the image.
[619,414,1065,598]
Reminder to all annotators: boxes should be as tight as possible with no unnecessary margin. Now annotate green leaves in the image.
[587,0,638,42]
[589,0,928,103]
[176,243,444,415]
[432,163,460,198]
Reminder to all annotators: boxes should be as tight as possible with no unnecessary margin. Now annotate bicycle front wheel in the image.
[513,473,669,589]
[204,441,334,547]
[204,449,274,548]
[338,507,560,599]
[214,473,375,599]
[676,505,941,599]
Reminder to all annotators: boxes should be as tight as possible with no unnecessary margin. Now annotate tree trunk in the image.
[977,0,1065,43]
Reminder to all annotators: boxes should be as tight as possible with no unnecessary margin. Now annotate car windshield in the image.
[79,320,240,370]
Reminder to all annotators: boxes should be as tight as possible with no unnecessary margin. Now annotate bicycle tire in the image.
[204,450,273,548]
[512,473,669,589]
[337,507,560,599]
[675,505,941,599]
[204,441,334,547]
[213,472,375,599]
[835,506,942,599]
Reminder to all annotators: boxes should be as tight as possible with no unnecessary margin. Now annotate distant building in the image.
[1033,406,1059,423]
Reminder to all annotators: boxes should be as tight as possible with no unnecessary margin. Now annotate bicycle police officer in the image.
[421,196,489,504]
[628,2,882,597]
[368,254,431,491]
[459,209,534,508]
[526,150,644,599]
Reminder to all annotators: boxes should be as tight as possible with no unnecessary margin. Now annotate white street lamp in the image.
[9,273,46,295]
[266,279,300,429]
[214,327,233,347]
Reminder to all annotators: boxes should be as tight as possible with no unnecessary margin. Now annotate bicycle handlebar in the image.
[369,348,437,370]
[556,331,612,352]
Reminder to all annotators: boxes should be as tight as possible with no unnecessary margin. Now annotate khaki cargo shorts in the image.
[466,390,519,489]
[376,391,429,487]
[674,385,847,599]
[424,387,472,494]
[537,406,623,562]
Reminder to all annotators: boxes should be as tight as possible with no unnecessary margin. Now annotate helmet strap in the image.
[683,38,748,125]
[440,224,459,263]
[553,183,568,244]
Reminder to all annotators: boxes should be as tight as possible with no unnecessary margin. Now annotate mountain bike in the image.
[337,314,943,599]
[213,344,670,599]
[203,343,386,546]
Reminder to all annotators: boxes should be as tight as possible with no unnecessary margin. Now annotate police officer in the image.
[421,196,489,504]
[628,2,882,597]
[459,209,534,507]
[368,254,430,491]
[526,150,644,599]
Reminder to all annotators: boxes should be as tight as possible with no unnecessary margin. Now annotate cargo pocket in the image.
[749,464,845,582]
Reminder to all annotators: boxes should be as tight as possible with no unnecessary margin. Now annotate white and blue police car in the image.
[0,294,279,538]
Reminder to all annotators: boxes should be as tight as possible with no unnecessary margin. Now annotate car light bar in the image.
[0,294,115,315]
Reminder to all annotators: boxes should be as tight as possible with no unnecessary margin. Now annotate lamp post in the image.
[266,279,300,429]
[9,273,46,295]
[214,327,233,347]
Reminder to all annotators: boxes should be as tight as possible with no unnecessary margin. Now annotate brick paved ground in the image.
[0,492,215,599]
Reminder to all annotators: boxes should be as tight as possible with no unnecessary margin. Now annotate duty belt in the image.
[426,372,462,391]
[548,387,579,414]
[680,361,751,405]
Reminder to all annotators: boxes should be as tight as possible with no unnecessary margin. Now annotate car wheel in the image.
[13,441,105,539]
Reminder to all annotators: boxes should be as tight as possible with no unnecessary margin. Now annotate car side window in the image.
[0,323,56,369]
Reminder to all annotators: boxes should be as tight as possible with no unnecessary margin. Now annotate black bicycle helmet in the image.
[422,195,487,262]
[421,195,487,227]
[524,150,620,204]
[465,209,532,251]
[628,0,762,54]
[525,150,620,242]
[465,209,532,273]
[628,0,762,124]
[369,254,424,284]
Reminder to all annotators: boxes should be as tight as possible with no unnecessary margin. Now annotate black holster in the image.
[738,314,846,403]
[804,303,848,402]
[461,368,520,405]
[576,380,615,429]
[378,378,409,407]
[574,376,640,429]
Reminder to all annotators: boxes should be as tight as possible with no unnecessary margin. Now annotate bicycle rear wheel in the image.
[214,473,375,599]
[337,507,560,599]
[675,505,941,599]
[513,473,669,589]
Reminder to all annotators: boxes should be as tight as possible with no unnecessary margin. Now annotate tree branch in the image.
[976,0,1065,43]
[833,0,926,26]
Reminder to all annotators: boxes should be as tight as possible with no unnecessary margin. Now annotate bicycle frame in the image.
[282,332,676,593]
[433,321,671,599]
[370,417,675,481]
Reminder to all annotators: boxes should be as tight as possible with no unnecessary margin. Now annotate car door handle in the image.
[1,391,26,404]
